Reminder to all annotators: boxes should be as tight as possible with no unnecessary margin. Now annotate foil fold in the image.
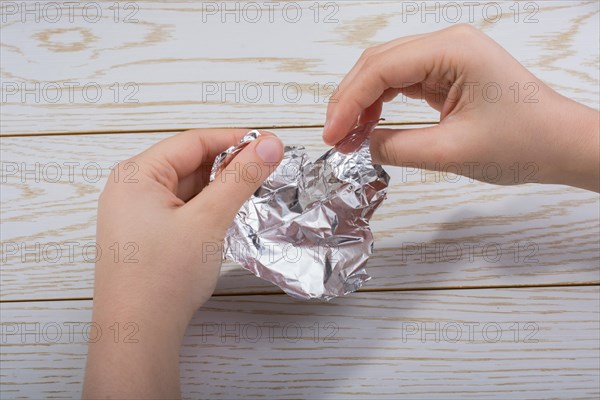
[210,121,389,300]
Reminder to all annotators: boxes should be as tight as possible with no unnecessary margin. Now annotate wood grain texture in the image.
[2,127,599,301]
[1,287,599,399]
[2,2,599,398]
[1,1,598,135]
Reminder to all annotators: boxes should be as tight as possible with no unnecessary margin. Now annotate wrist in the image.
[94,299,188,340]
[538,95,599,191]
[92,257,198,337]
[91,284,192,341]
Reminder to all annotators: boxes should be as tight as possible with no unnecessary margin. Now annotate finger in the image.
[362,84,444,123]
[382,87,402,103]
[133,129,250,194]
[326,34,430,138]
[142,128,250,178]
[358,97,383,125]
[176,131,278,202]
[185,133,284,233]
[369,124,456,169]
[324,35,441,145]
[332,33,429,110]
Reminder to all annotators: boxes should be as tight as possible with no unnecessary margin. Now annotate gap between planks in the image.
[2,282,598,304]
[0,121,437,138]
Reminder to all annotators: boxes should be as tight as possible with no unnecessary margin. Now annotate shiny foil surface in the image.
[210,122,390,300]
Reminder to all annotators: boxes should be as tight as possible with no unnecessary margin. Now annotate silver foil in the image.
[210,121,390,300]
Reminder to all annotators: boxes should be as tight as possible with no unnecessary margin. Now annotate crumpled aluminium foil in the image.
[210,121,390,300]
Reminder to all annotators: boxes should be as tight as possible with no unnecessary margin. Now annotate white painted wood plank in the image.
[1,287,599,399]
[1,127,599,301]
[1,1,598,134]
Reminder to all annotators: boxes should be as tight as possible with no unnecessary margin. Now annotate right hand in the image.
[323,24,599,192]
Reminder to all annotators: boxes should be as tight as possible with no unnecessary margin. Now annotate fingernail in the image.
[255,137,283,164]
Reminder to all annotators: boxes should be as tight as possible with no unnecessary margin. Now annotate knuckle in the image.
[105,157,134,188]
[358,44,383,64]
[361,52,383,75]
[448,23,479,38]
[139,158,177,192]
[359,47,374,60]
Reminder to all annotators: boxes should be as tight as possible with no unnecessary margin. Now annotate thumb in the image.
[370,125,453,170]
[187,133,284,232]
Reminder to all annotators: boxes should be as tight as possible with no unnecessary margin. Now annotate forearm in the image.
[82,292,186,399]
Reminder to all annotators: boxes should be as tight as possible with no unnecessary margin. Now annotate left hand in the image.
[84,129,283,399]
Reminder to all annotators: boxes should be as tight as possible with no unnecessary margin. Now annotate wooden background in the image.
[1,1,599,398]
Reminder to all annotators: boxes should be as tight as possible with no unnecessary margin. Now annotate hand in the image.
[323,24,599,192]
[83,129,283,399]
